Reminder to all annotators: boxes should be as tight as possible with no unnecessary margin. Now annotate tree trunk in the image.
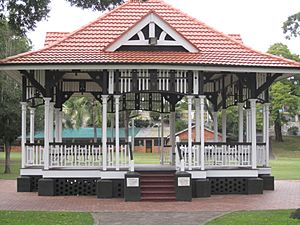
[274,120,283,142]
[4,141,11,174]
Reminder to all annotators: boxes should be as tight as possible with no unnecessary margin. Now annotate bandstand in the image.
[1,0,300,201]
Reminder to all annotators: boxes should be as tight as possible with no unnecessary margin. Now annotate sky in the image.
[28,0,300,54]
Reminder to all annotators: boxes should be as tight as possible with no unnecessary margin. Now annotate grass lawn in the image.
[0,211,93,225]
[0,152,21,180]
[134,152,161,164]
[270,136,300,180]
[207,209,299,225]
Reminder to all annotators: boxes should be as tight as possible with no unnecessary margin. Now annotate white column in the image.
[195,98,201,142]
[115,96,120,171]
[238,103,244,143]
[250,99,257,169]
[222,108,227,142]
[43,98,51,170]
[187,96,193,170]
[160,114,164,164]
[246,108,251,142]
[59,110,63,142]
[21,102,27,168]
[264,103,271,167]
[48,102,54,143]
[170,111,176,165]
[200,95,205,171]
[102,95,108,171]
[54,108,60,142]
[29,107,35,144]
[213,111,218,142]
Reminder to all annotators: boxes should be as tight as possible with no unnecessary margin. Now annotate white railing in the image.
[204,143,251,167]
[256,144,267,167]
[25,144,44,166]
[49,143,132,169]
[176,142,252,169]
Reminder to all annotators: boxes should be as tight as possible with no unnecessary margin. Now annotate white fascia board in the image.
[206,169,258,177]
[1,64,300,75]
[20,168,43,176]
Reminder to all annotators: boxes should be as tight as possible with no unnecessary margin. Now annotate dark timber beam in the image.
[20,70,46,97]
[256,74,282,98]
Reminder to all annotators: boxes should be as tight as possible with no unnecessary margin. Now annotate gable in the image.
[106,12,199,53]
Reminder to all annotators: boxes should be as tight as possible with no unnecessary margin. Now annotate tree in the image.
[267,43,300,142]
[0,20,31,174]
[283,12,300,40]
[0,0,124,35]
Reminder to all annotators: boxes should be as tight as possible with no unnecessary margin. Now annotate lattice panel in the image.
[31,176,42,192]
[54,178,97,196]
[210,177,247,194]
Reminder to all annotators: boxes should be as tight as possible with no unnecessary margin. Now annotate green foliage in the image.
[267,43,300,62]
[0,211,93,225]
[63,97,102,129]
[288,126,299,136]
[0,20,31,59]
[0,0,123,35]
[207,210,299,225]
[175,119,187,133]
[283,12,300,40]
[270,81,298,126]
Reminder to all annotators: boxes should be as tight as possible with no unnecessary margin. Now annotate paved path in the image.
[0,180,299,224]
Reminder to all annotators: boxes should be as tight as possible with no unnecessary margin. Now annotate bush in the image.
[287,126,299,135]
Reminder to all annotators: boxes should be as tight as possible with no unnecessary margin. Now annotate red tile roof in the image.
[1,0,300,68]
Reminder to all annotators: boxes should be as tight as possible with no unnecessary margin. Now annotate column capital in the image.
[114,95,121,99]
[237,102,245,106]
[49,102,55,106]
[264,102,271,107]
[43,97,51,103]
[249,99,257,103]
[20,102,27,107]
[29,107,36,113]
[199,95,206,99]
[187,95,194,100]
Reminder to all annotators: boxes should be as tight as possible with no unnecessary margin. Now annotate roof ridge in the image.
[1,0,131,63]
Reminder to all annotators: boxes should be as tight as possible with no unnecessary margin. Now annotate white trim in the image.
[106,13,198,53]
[238,103,244,143]
[42,170,126,179]
[250,99,257,169]
[20,168,43,176]
[258,167,271,175]
[189,171,207,179]
[21,102,27,168]
[206,169,258,178]
[1,64,300,75]
[187,96,193,171]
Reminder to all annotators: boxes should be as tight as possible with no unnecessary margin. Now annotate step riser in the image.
[140,171,176,201]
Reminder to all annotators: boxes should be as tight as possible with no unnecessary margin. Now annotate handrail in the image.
[25,143,44,146]
[49,141,131,146]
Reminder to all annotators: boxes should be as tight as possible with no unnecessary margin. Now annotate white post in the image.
[213,111,218,142]
[43,98,51,170]
[265,103,271,167]
[160,114,164,164]
[49,102,54,143]
[54,108,60,142]
[250,99,257,169]
[187,96,193,170]
[238,103,244,143]
[115,95,120,171]
[200,95,205,171]
[58,111,63,143]
[102,95,108,171]
[246,109,251,142]
[222,108,227,142]
[195,98,201,142]
[21,102,27,168]
[29,107,35,144]
[170,111,176,165]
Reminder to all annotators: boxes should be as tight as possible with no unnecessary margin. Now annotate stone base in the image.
[124,172,141,201]
[259,175,274,190]
[17,176,32,192]
[96,180,113,198]
[195,179,211,198]
[175,172,192,201]
[247,178,263,194]
[38,178,55,196]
